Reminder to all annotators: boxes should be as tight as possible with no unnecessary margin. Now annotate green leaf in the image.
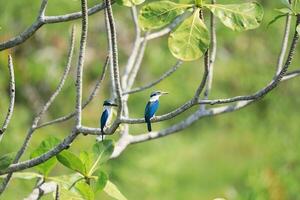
[117,0,145,7]
[168,10,210,61]
[0,172,42,180]
[281,0,291,7]
[59,187,85,200]
[275,7,293,14]
[92,140,114,165]
[205,2,264,31]
[75,182,94,200]
[57,150,86,175]
[30,136,60,176]
[138,1,192,30]
[95,171,108,192]
[80,151,94,173]
[0,153,15,170]
[268,14,287,27]
[103,181,127,200]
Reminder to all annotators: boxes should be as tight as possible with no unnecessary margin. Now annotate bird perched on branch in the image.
[97,100,118,141]
[144,91,168,132]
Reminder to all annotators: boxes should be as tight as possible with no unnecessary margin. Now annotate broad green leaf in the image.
[0,153,15,170]
[103,181,127,200]
[168,10,210,61]
[75,182,94,200]
[92,140,114,165]
[57,150,86,175]
[138,1,192,30]
[30,136,60,176]
[59,187,84,200]
[0,172,42,180]
[205,2,264,31]
[95,171,108,192]
[80,151,94,173]
[275,8,293,14]
[117,0,145,7]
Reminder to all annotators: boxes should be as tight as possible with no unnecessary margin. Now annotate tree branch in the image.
[75,0,88,127]
[123,60,183,95]
[202,0,217,107]
[0,55,16,142]
[122,6,142,89]
[0,0,115,51]
[24,182,57,200]
[104,0,123,118]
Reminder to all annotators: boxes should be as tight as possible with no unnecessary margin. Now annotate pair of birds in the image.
[99,91,168,140]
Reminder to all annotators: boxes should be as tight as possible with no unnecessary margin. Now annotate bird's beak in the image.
[111,103,118,107]
[161,91,169,95]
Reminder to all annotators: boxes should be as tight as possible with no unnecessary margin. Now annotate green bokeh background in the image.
[1,0,300,199]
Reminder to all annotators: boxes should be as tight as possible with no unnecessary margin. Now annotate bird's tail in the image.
[146,120,152,132]
[96,128,105,142]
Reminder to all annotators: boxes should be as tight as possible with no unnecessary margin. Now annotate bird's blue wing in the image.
[144,100,159,120]
[100,109,109,132]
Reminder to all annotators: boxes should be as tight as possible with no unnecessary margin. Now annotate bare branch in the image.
[122,6,142,89]
[194,11,209,98]
[126,32,149,90]
[55,184,60,200]
[203,0,217,104]
[75,0,88,127]
[123,60,183,95]
[282,69,300,81]
[0,55,15,142]
[24,182,57,200]
[0,1,115,51]
[38,0,48,19]
[105,0,123,116]
[276,4,292,76]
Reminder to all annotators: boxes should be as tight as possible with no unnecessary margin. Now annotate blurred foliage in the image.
[0,0,300,199]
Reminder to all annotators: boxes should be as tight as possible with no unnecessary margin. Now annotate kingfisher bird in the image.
[98,100,118,141]
[144,91,168,132]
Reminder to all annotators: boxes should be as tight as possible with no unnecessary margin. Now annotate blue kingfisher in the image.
[144,91,168,132]
[98,100,118,141]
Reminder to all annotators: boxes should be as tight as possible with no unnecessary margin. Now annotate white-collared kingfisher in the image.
[98,100,118,141]
[144,91,168,132]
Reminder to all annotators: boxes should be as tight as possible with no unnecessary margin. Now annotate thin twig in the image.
[75,0,88,127]
[105,0,123,117]
[104,7,116,99]
[276,4,292,76]
[202,0,217,105]
[55,184,60,200]
[24,182,57,200]
[122,6,142,89]
[126,32,149,91]
[0,55,15,142]
[123,60,183,95]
